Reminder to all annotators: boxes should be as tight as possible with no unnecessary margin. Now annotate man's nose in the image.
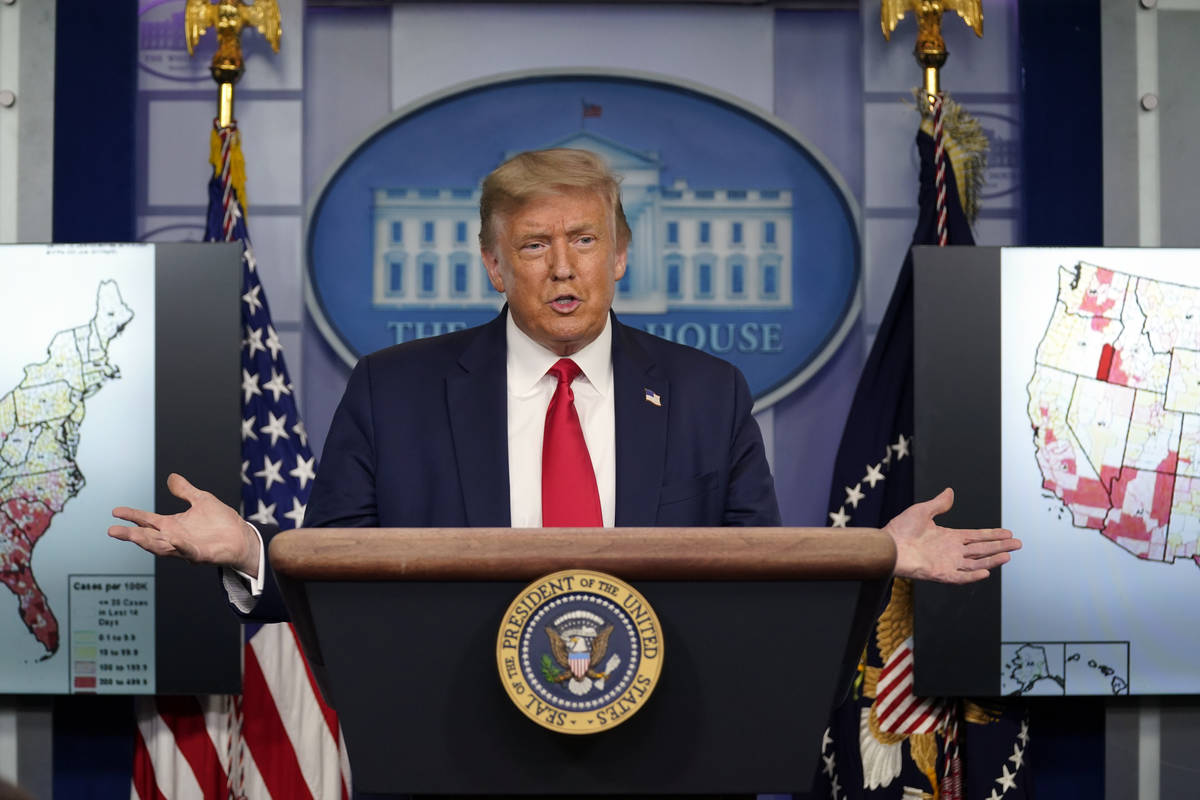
[547,238,573,279]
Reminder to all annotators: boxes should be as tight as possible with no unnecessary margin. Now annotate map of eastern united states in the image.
[0,281,133,656]
[1029,262,1200,565]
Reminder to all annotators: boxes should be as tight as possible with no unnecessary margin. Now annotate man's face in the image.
[482,189,627,356]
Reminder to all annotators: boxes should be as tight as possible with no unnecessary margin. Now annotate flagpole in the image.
[126,4,353,799]
[185,0,282,130]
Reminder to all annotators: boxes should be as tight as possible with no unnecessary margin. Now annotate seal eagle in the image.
[546,624,614,682]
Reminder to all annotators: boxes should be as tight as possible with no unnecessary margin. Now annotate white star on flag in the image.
[244,325,265,358]
[1018,719,1029,745]
[240,459,251,486]
[289,455,317,490]
[995,763,1018,791]
[265,325,283,361]
[1008,741,1025,770]
[260,411,290,447]
[893,433,910,460]
[241,368,262,403]
[283,497,307,527]
[292,420,308,448]
[241,416,258,441]
[242,284,263,314]
[828,507,850,527]
[863,463,885,488]
[255,456,285,491]
[262,368,292,402]
[844,483,865,509]
[247,498,277,527]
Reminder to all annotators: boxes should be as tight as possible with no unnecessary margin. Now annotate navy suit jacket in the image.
[246,311,779,620]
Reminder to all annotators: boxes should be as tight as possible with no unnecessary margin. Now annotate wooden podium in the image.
[270,527,894,796]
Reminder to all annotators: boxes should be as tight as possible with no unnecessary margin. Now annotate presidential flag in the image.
[813,96,1029,800]
[131,120,351,800]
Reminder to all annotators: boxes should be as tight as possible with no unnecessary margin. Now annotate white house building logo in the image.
[307,74,860,407]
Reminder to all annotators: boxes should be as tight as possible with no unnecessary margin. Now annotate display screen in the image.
[913,246,1200,696]
[0,243,242,694]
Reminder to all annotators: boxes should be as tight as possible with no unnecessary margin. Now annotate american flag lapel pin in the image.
[644,388,662,407]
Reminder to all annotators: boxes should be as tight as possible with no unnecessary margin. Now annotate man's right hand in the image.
[109,473,260,577]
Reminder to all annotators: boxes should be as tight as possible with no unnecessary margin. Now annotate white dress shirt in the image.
[504,312,616,528]
[226,311,618,609]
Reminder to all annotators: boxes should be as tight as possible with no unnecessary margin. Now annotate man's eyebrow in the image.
[565,222,602,237]
[510,224,550,240]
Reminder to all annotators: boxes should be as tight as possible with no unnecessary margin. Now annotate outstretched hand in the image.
[883,488,1021,584]
[108,473,260,576]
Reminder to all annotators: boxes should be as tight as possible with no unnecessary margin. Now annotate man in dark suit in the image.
[109,148,1018,616]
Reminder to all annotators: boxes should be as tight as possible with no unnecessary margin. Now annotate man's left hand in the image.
[884,488,1021,584]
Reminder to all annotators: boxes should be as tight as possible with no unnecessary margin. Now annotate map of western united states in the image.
[0,281,133,656]
[1028,262,1200,564]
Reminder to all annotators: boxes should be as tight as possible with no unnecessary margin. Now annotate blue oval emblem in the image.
[306,72,860,407]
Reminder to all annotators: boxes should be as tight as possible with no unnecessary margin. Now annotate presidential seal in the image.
[496,570,663,734]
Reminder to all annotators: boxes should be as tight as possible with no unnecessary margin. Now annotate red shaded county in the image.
[1040,409,1058,443]
[0,496,61,655]
[1091,316,1114,333]
[1038,431,1114,529]
[1079,271,1118,314]
[1104,467,1175,546]
[1097,343,1115,381]
[1108,349,1133,386]
[1058,474,1114,529]
[1158,450,1179,475]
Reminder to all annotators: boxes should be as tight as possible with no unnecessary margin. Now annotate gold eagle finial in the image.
[184,0,282,127]
[881,0,983,43]
[880,0,982,101]
[185,0,281,81]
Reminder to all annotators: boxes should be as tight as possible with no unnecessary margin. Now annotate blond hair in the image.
[478,148,632,251]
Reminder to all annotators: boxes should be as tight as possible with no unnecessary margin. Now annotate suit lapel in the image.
[612,319,668,526]
[446,312,511,526]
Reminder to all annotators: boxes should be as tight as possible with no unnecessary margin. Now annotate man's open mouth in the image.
[549,295,581,311]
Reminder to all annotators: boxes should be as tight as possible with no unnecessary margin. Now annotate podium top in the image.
[269,527,895,582]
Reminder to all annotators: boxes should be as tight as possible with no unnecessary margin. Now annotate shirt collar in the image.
[505,310,613,397]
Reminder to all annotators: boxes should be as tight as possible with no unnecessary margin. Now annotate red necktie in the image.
[542,358,602,527]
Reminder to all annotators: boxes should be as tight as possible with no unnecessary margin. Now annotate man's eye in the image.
[577,236,596,245]
[522,242,546,251]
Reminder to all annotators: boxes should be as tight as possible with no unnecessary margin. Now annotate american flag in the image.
[813,99,1028,800]
[131,120,351,800]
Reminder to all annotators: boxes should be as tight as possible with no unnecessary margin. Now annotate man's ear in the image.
[613,245,628,282]
[481,248,505,293]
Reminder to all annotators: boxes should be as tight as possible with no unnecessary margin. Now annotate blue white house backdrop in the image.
[307,73,860,407]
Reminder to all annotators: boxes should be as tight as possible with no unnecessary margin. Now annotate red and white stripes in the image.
[131,625,350,800]
[874,636,947,736]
